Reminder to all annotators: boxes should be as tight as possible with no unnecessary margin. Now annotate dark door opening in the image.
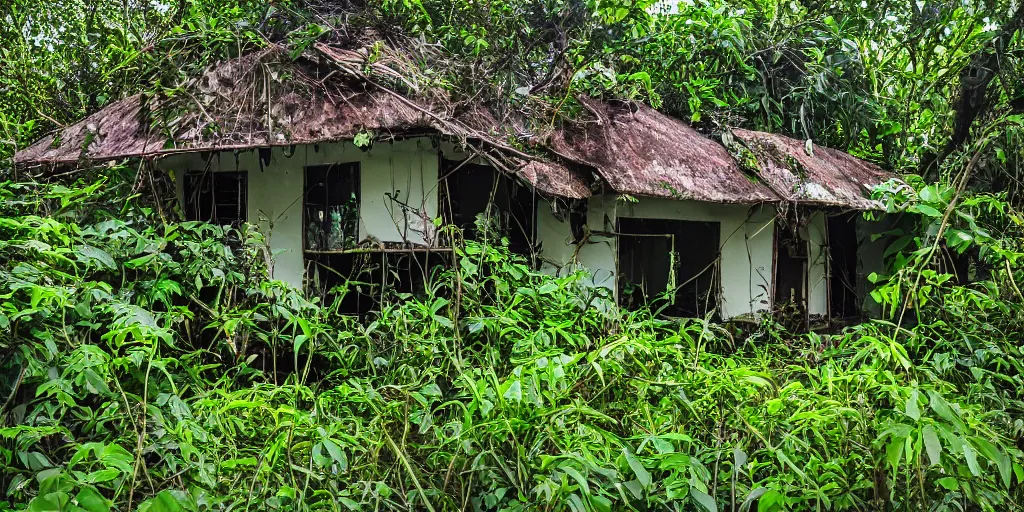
[183,171,247,226]
[773,222,809,330]
[440,160,535,256]
[617,218,720,318]
[827,213,860,320]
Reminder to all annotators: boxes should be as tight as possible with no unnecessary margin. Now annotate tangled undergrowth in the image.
[1,170,1023,512]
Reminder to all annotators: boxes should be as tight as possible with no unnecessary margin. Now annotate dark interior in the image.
[827,213,860,319]
[304,163,360,251]
[773,222,809,329]
[305,251,451,317]
[617,217,720,318]
[440,160,535,255]
[183,171,247,226]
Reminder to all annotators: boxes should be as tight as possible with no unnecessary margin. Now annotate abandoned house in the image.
[13,46,898,325]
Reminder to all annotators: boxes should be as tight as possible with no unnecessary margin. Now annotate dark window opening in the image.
[440,160,535,255]
[617,218,720,318]
[306,250,450,317]
[184,171,247,225]
[569,200,588,243]
[773,222,809,331]
[304,163,360,252]
[827,213,860,319]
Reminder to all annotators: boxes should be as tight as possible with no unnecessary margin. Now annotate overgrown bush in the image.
[2,170,1023,511]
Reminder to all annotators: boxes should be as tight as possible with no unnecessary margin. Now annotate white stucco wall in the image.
[538,195,776,319]
[803,211,829,317]
[163,138,440,288]
[160,139,880,322]
[537,197,618,291]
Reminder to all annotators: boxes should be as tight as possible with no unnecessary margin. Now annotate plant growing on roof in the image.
[353,129,373,148]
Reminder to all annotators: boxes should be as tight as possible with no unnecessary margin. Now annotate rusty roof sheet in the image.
[549,99,778,204]
[732,129,893,210]
[16,48,892,206]
[14,51,430,163]
[14,48,590,199]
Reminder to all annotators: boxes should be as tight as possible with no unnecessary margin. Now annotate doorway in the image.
[827,213,860,320]
[773,222,809,330]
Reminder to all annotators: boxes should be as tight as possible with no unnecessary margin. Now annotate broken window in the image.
[773,221,809,330]
[617,218,720,318]
[827,213,860,319]
[304,163,360,252]
[183,171,247,225]
[440,160,536,255]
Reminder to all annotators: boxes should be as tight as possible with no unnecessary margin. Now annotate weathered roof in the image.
[732,129,891,209]
[14,47,590,199]
[15,48,894,207]
[518,160,591,199]
[14,50,424,163]
[549,99,778,204]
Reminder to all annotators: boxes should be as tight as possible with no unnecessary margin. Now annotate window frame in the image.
[616,217,722,318]
[182,170,248,226]
[302,162,362,253]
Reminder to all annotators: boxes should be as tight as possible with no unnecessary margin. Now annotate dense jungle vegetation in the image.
[3,0,1024,511]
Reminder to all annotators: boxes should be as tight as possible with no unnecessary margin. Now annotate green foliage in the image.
[4,1,1024,511]
[2,172,1023,511]
[372,0,1023,178]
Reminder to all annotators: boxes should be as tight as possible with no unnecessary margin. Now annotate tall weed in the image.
[1,170,1022,511]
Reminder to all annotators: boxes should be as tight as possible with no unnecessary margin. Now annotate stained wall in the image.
[537,195,776,319]
[163,138,440,287]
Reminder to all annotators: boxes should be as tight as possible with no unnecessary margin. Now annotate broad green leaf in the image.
[935,477,959,491]
[905,389,920,421]
[739,488,767,512]
[138,490,190,512]
[590,494,612,512]
[916,204,942,217]
[561,466,590,495]
[886,437,905,471]
[621,480,643,499]
[538,282,558,294]
[962,439,980,477]
[566,493,587,512]
[75,486,111,512]
[757,490,785,512]
[922,425,941,466]
[919,185,942,203]
[322,439,348,471]
[623,448,651,488]
[974,437,1011,488]
[691,487,718,512]
[733,447,748,474]
[502,380,522,402]
[28,491,69,512]
[926,390,961,427]
[85,469,119,483]
[219,458,258,470]
[77,245,116,269]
